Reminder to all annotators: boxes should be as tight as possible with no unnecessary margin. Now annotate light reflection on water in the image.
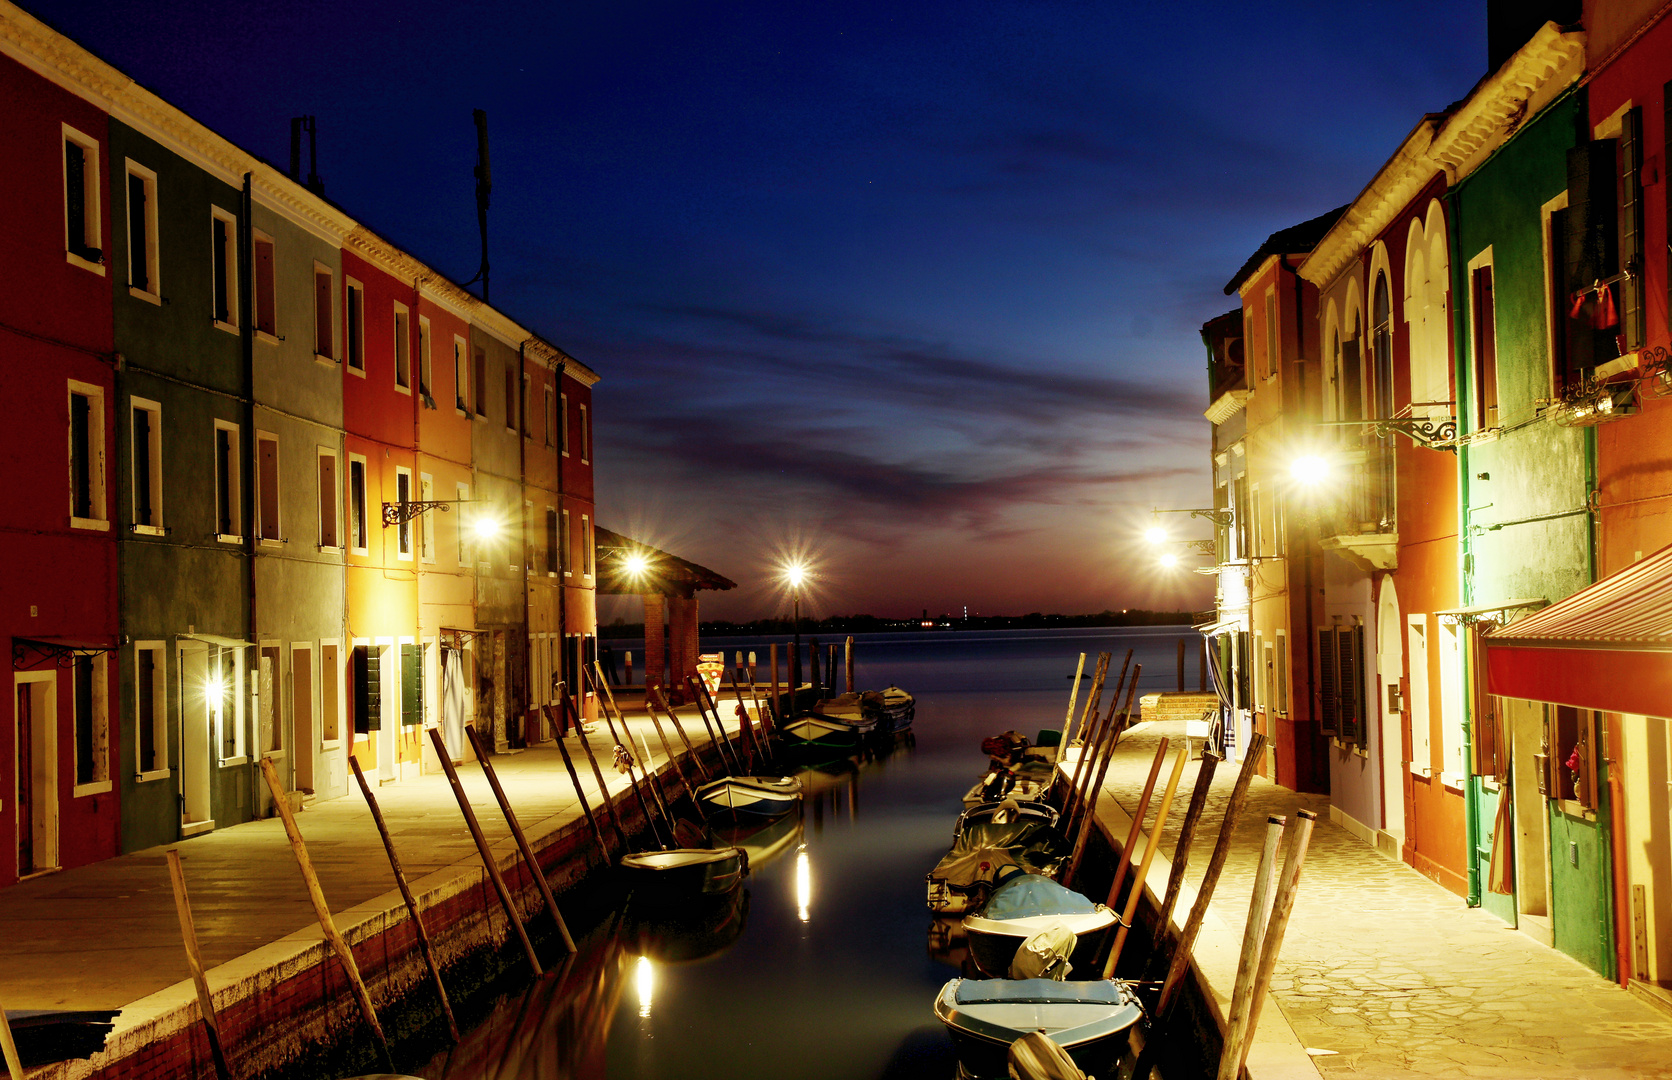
[417,626,1196,1079]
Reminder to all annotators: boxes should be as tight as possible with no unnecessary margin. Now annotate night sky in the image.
[25,1,1487,621]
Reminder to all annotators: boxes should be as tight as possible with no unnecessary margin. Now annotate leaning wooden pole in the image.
[845,635,855,696]
[1062,665,1142,884]
[423,728,543,977]
[1061,651,1086,743]
[1216,814,1287,1080]
[1064,657,1129,839]
[164,850,233,1080]
[587,682,668,850]
[0,1000,23,1080]
[350,756,460,1043]
[652,686,713,782]
[730,670,767,765]
[1147,750,1222,964]
[590,672,674,845]
[257,757,394,1070]
[1057,652,1110,814]
[546,703,611,864]
[694,675,747,773]
[1093,736,1171,904]
[565,693,633,852]
[1104,745,1189,975]
[687,675,741,774]
[463,724,577,953]
[769,643,781,722]
[639,694,697,798]
[1232,810,1318,1079]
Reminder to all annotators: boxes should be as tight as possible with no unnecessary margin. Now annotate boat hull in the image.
[963,908,1119,978]
[619,847,747,900]
[782,716,865,751]
[934,978,1141,1080]
[695,775,802,819]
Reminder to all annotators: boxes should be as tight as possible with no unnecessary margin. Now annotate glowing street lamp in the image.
[783,562,808,695]
[623,551,650,580]
[1158,551,1181,571]
[471,514,502,542]
[1144,525,1168,546]
[1290,454,1331,487]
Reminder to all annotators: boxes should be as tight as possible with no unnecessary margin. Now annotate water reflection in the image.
[635,957,654,1019]
[795,846,812,923]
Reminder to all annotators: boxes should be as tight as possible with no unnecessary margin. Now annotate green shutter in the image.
[1337,627,1360,745]
[353,645,381,732]
[1317,628,1338,736]
[402,644,422,727]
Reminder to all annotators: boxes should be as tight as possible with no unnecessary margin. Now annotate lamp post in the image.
[784,563,807,698]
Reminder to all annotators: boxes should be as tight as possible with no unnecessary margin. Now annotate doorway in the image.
[178,642,212,833]
[1377,581,1405,841]
[292,645,314,794]
[14,673,57,876]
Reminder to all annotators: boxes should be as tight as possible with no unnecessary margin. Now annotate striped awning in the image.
[1485,543,1672,717]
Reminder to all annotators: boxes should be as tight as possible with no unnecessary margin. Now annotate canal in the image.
[415,625,1198,1080]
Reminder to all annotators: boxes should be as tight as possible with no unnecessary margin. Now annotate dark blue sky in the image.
[30,0,1487,619]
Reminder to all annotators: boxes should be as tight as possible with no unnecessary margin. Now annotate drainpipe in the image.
[1282,256,1320,789]
[519,341,530,747]
[555,354,568,726]
[239,174,258,818]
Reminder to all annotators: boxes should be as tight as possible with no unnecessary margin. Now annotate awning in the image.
[177,632,257,649]
[12,636,118,669]
[1485,543,1672,716]
[1434,598,1545,625]
[1193,614,1248,637]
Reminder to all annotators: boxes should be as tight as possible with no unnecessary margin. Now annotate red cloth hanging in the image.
[1593,283,1618,329]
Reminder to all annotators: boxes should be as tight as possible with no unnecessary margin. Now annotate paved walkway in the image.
[1094,719,1672,1079]
[0,705,716,1012]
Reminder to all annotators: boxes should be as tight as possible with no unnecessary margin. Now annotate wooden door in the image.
[16,682,32,876]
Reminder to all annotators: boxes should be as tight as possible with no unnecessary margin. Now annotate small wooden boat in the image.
[954,798,1059,841]
[619,846,747,899]
[926,818,1069,914]
[695,774,802,819]
[962,874,1119,978]
[781,713,872,752]
[934,978,1142,1080]
[961,772,1050,807]
[4,1010,117,1067]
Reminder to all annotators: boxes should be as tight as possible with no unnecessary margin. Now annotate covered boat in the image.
[619,846,747,899]
[695,774,801,819]
[954,798,1058,841]
[961,765,1051,807]
[963,874,1118,978]
[926,817,1069,915]
[934,978,1142,1080]
[3,1010,116,1067]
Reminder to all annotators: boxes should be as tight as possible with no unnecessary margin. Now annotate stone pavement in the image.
[0,705,710,1013]
[1094,718,1672,1079]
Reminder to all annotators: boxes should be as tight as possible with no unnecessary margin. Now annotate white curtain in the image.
[441,647,466,759]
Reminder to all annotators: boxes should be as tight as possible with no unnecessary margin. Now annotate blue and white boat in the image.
[963,874,1118,978]
[695,774,802,820]
[934,978,1142,1079]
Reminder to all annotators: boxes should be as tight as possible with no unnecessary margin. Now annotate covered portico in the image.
[595,526,736,704]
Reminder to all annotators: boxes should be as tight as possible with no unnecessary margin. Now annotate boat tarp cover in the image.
[953,979,1126,1006]
[984,873,1101,919]
[1008,1031,1089,1080]
[1009,924,1078,980]
[930,820,1068,888]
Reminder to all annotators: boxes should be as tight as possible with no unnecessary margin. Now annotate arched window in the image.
[1371,272,1394,421]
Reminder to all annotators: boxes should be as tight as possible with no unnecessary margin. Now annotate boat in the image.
[781,712,873,753]
[962,874,1119,979]
[3,1010,116,1067]
[926,816,1069,915]
[694,774,802,819]
[619,846,747,899]
[934,978,1143,1080]
[954,798,1059,841]
[961,766,1052,807]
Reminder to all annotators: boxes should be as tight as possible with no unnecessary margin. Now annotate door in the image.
[378,644,396,782]
[178,642,212,830]
[292,646,314,794]
[1407,618,1431,776]
[1377,583,1405,841]
[14,675,56,875]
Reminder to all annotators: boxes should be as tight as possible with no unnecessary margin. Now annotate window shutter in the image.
[1317,627,1338,735]
[1337,626,1360,744]
[1564,140,1619,375]
[70,393,91,519]
[353,645,381,732]
[401,644,422,727]
[1275,635,1288,715]
[1665,82,1672,335]
[128,173,148,292]
[1620,108,1645,350]
[65,141,89,257]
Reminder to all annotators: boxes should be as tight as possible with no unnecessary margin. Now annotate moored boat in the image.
[954,798,1059,841]
[3,1010,117,1067]
[694,774,802,819]
[962,874,1118,978]
[620,846,747,899]
[933,978,1142,1080]
[926,817,1069,915]
[781,713,871,752]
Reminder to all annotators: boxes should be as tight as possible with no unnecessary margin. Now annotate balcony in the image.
[1318,444,1397,572]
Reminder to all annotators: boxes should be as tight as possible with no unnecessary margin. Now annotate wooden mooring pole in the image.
[1216,814,1287,1080]
[463,724,577,953]
[845,635,855,696]
[652,686,712,782]
[349,756,460,1044]
[1229,810,1317,1079]
[565,692,633,853]
[1146,749,1221,967]
[1063,651,1086,738]
[1062,667,1142,885]
[257,758,394,1071]
[546,703,611,864]
[0,1001,22,1080]
[1104,745,1189,976]
[164,850,233,1080]
[1074,735,1167,892]
[769,643,780,721]
[423,727,543,977]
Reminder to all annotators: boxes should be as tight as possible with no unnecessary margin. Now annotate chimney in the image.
[289,116,324,197]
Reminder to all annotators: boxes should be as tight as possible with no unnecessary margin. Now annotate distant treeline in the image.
[598,609,1198,639]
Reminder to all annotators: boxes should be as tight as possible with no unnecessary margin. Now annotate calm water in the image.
[417,626,1198,1080]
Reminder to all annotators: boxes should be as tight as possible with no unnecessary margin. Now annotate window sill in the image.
[71,516,110,531]
[397,553,414,562]
[255,330,280,346]
[317,544,344,555]
[580,459,590,466]
[1440,770,1466,792]
[547,571,558,578]
[321,738,343,750]
[135,768,171,783]
[213,319,239,335]
[456,406,470,417]
[180,820,215,838]
[259,537,285,548]
[128,286,161,306]
[351,547,370,558]
[72,779,113,798]
[561,451,570,458]
[394,383,412,396]
[216,533,244,545]
[132,524,165,537]
[563,571,573,578]
[347,364,367,379]
[219,755,248,769]
[262,750,287,762]
[315,353,338,367]
[66,250,105,275]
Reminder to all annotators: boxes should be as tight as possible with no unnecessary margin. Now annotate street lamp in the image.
[784,562,807,696]
[471,514,502,542]
[1290,453,1331,487]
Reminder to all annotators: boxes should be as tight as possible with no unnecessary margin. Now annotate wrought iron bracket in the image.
[381,499,463,527]
[1371,416,1458,451]
[13,638,116,670]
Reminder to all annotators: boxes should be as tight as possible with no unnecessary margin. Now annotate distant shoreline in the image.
[599,610,1200,640]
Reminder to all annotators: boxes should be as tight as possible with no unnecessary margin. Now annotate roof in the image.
[594,527,737,597]
[1488,544,1672,651]
[1222,205,1349,296]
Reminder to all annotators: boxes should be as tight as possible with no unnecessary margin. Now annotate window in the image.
[417,317,432,399]
[1317,623,1366,746]
[1619,107,1645,351]
[210,208,238,330]
[318,448,339,549]
[348,455,368,554]
[345,281,365,372]
[259,645,284,755]
[214,644,246,763]
[560,508,572,575]
[1258,636,1271,714]
[504,365,517,432]
[1438,619,1465,785]
[314,264,336,359]
[544,385,555,447]
[1550,706,1600,810]
[351,643,381,733]
[72,654,109,793]
[521,373,532,436]
[214,421,241,539]
[395,467,413,559]
[131,398,163,534]
[393,304,411,391]
[400,642,424,727]
[320,642,342,744]
[456,482,471,566]
[473,348,487,417]
[257,432,280,542]
[1250,485,1264,558]
[125,162,158,299]
[560,392,570,455]
[579,403,590,463]
[1274,632,1289,715]
[253,233,276,338]
[453,337,468,412]
[545,508,558,574]
[68,381,106,528]
[1272,493,1286,557]
[63,125,102,270]
[1264,289,1277,379]
[1471,261,1499,431]
[582,514,593,577]
[135,643,168,779]
[419,474,435,562]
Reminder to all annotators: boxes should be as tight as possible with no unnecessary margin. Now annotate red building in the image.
[0,51,120,884]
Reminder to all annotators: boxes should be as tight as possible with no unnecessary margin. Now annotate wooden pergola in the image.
[594,526,735,701]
